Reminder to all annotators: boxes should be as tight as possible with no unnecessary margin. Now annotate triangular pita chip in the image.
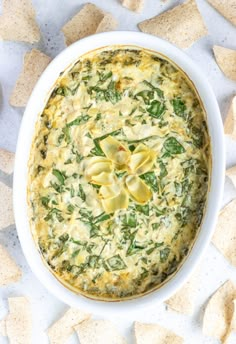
[138,0,207,49]
[121,0,144,13]
[47,308,91,344]
[0,244,21,285]
[224,96,236,139]
[10,49,51,107]
[213,46,236,81]
[166,267,200,315]
[207,0,236,27]
[0,148,14,174]
[134,321,184,344]
[2,297,32,344]
[0,0,40,43]
[203,280,236,341]
[226,165,236,187]
[212,199,236,266]
[0,181,14,230]
[75,319,127,344]
[62,3,118,46]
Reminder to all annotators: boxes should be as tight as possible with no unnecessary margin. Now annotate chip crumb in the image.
[4,297,32,344]
[212,199,236,267]
[0,244,21,285]
[10,49,51,107]
[121,0,145,13]
[134,321,184,344]
[207,0,236,27]
[0,148,15,174]
[0,0,40,43]
[203,280,236,341]
[47,307,91,344]
[226,165,236,188]
[213,46,236,81]
[75,319,127,344]
[224,96,236,140]
[166,267,200,315]
[138,0,207,49]
[62,3,118,46]
[0,181,14,230]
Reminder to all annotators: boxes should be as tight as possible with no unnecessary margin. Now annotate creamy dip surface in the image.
[28,47,210,300]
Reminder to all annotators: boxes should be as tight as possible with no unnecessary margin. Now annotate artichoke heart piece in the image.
[101,187,129,214]
[84,157,113,184]
[99,183,120,199]
[100,136,131,165]
[129,144,156,175]
[90,172,114,186]
[125,175,152,204]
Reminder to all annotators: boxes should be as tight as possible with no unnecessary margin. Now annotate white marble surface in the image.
[0,0,236,343]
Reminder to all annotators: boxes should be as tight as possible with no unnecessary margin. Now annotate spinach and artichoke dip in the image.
[28,47,210,300]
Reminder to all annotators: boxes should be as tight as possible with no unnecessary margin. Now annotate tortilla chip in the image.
[121,0,144,13]
[203,281,236,341]
[224,96,236,139]
[213,46,236,81]
[3,297,32,344]
[0,319,6,336]
[138,0,207,49]
[10,49,51,107]
[207,0,236,27]
[0,181,14,230]
[212,199,236,266]
[224,299,236,343]
[134,321,184,344]
[0,148,14,174]
[166,267,199,315]
[226,165,236,188]
[0,0,40,43]
[47,308,90,344]
[62,3,118,46]
[3,0,35,17]
[0,244,21,285]
[75,319,127,344]
[96,13,118,34]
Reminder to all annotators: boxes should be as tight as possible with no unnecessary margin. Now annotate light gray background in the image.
[0,0,236,343]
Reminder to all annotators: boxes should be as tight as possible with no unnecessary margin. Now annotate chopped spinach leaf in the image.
[147,100,166,118]
[160,247,171,263]
[67,114,90,127]
[52,169,66,185]
[171,98,186,117]
[140,171,158,192]
[163,137,186,155]
[107,254,127,271]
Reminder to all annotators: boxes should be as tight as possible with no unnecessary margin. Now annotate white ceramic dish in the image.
[13,31,225,316]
